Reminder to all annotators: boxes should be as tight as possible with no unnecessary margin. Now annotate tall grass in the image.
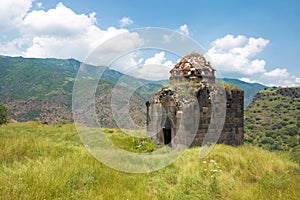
[0,122,299,199]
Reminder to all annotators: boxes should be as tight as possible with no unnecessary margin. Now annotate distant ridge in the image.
[0,55,267,125]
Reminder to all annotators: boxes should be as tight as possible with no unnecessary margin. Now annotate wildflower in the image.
[204,168,207,171]
[203,160,207,164]
[210,159,215,163]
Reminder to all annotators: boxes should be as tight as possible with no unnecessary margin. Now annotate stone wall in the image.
[146,88,244,147]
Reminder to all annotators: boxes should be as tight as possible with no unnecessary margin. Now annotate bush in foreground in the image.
[0,103,9,125]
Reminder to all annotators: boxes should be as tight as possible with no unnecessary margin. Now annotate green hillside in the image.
[0,55,161,126]
[1,122,299,199]
[244,87,300,153]
[0,55,266,125]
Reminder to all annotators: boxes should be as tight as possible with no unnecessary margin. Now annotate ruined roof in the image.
[170,54,215,76]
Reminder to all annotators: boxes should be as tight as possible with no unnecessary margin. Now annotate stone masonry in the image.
[146,53,244,147]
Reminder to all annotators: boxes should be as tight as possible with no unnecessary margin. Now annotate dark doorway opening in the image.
[163,128,172,145]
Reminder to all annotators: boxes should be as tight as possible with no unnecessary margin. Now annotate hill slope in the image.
[0,122,299,199]
[0,55,162,126]
[244,87,300,151]
[1,55,266,125]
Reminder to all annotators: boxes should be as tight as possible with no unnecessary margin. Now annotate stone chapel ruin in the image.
[146,53,244,147]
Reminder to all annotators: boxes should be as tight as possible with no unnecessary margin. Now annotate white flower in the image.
[210,159,215,163]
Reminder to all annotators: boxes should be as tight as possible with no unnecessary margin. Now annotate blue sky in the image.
[1,0,299,86]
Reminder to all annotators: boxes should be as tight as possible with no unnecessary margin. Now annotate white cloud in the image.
[0,37,28,56]
[208,34,300,87]
[179,24,189,36]
[239,68,300,87]
[239,77,256,83]
[87,30,144,65]
[144,52,168,65]
[0,3,143,61]
[132,51,174,80]
[0,0,33,31]
[263,68,290,79]
[23,2,97,37]
[120,17,133,28]
[207,34,269,75]
[264,77,300,87]
[259,68,300,87]
[212,35,248,51]
[113,51,174,81]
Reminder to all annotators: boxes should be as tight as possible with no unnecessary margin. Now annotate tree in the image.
[0,104,9,125]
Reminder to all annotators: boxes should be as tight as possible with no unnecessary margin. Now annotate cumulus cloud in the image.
[120,17,133,28]
[207,34,269,75]
[260,68,300,86]
[0,0,33,31]
[239,68,300,87]
[86,30,144,66]
[208,34,300,87]
[239,77,257,84]
[212,35,248,51]
[115,51,174,81]
[179,24,189,36]
[23,2,97,37]
[144,52,170,66]
[0,3,143,61]
[263,68,290,78]
[132,51,174,80]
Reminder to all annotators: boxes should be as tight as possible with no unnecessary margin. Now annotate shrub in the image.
[288,125,299,136]
[246,137,254,143]
[0,104,9,125]
[247,124,255,130]
[261,137,274,145]
[280,121,288,127]
[297,120,300,128]
[265,131,273,137]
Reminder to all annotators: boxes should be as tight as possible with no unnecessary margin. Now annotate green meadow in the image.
[1,122,299,199]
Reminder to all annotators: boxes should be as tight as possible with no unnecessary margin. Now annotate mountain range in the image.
[0,55,266,126]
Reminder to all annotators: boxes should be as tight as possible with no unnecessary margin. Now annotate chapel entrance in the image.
[163,128,172,145]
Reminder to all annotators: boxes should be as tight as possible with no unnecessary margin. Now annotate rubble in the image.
[170,53,216,85]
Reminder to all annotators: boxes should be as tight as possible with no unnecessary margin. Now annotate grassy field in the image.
[1,122,300,199]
